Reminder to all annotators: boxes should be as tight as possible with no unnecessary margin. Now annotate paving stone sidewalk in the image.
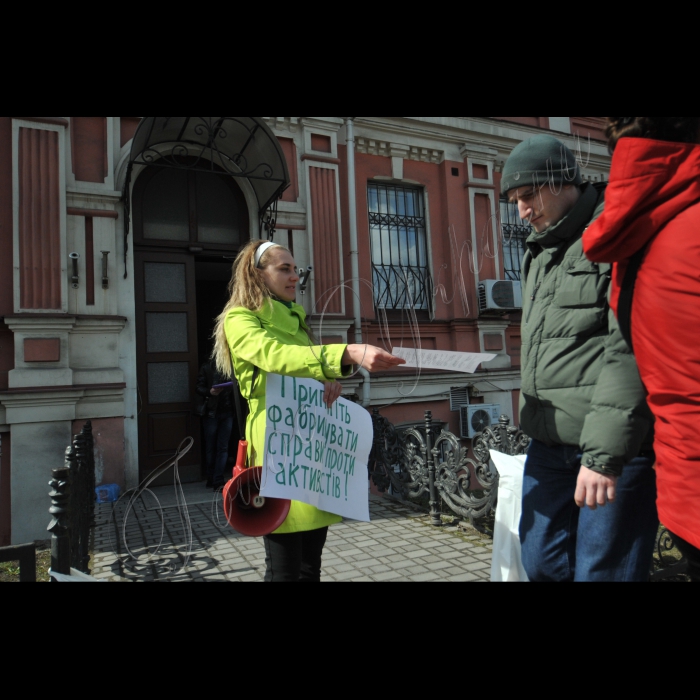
[91,485,493,583]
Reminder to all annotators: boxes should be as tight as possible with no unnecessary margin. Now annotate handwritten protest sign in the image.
[261,374,372,522]
[392,347,497,374]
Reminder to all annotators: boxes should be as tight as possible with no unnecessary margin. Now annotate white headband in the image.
[255,241,280,268]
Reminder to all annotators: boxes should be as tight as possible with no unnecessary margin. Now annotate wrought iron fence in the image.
[48,421,97,579]
[370,410,529,527]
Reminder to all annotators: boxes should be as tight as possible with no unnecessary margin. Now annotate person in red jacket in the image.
[583,117,700,581]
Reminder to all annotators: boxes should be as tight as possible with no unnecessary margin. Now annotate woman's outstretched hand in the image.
[343,345,407,373]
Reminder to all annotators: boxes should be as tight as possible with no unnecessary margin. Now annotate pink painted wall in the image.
[120,116,141,148]
[279,137,299,203]
[71,117,108,184]
[310,166,343,314]
[18,127,62,310]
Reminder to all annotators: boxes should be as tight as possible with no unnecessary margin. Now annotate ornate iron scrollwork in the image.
[370,411,531,528]
[433,429,497,526]
[473,415,531,466]
[369,411,429,500]
[261,198,279,242]
[131,118,283,183]
[652,527,690,582]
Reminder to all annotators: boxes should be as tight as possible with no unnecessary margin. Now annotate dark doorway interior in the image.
[132,160,249,486]
[195,258,244,477]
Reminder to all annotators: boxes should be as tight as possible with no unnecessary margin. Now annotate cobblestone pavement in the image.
[91,484,493,583]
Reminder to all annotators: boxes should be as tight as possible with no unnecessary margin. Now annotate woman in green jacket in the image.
[214,240,404,582]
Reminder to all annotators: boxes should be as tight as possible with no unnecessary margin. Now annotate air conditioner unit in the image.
[450,386,471,412]
[460,404,502,439]
[479,280,522,314]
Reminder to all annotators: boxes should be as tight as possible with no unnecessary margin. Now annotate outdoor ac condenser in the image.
[460,404,502,440]
[478,280,523,314]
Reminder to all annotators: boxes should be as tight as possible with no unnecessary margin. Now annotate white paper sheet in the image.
[392,347,497,374]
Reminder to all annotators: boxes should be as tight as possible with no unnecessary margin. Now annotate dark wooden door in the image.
[135,251,201,484]
[132,162,250,485]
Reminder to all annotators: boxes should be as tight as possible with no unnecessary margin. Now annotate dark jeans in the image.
[263,528,329,583]
[672,535,700,582]
[202,413,234,486]
[520,439,659,582]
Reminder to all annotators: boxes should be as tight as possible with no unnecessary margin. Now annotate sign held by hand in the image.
[261,374,373,522]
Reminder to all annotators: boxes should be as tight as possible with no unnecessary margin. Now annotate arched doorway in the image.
[124,117,291,485]
[133,164,250,484]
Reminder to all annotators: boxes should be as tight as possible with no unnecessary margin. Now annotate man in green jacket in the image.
[502,135,658,582]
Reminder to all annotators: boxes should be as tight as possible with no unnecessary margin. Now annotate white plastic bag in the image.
[490,450,529,583]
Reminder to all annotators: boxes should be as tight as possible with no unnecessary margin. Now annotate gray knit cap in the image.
[501,135,583,195]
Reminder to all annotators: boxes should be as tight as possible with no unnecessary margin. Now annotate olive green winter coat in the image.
[520,183,654,475]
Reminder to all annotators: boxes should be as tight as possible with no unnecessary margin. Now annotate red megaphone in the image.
[223,441,291,538]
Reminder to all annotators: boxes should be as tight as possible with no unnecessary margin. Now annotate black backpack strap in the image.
[231,366,261,441]
[617,247,647,351]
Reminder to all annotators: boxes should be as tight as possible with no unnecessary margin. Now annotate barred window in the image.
[368,183,432,310]
[500,198,530,281]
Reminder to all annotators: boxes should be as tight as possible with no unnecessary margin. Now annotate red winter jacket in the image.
[584,137,700,549]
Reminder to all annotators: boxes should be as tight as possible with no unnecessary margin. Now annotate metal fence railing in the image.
[48,421,96,580]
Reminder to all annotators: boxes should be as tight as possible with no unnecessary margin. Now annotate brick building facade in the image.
[0,116,610,545]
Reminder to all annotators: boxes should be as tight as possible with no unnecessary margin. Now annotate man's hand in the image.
[342,345,407,373]
[323,382,343,408]
[575,467,618,510]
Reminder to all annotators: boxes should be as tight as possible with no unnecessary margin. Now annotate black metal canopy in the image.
[127,117,290,215]
[122,117,291,277]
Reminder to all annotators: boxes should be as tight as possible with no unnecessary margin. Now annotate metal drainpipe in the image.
[345,117,372,408]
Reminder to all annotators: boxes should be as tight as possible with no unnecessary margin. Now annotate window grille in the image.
[368,183,432,310]
[500,198,530,282]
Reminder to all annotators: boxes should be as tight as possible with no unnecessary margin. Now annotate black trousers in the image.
[263,528,329,583]
[672,533,700,582]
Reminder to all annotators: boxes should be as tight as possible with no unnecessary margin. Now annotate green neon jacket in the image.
[225,299,348,534]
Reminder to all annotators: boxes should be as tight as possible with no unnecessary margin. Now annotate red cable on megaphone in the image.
[223,441,291,538]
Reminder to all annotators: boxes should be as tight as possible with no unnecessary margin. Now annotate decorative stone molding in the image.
[5,316,76,387]
[4,315,127,389]
[263,117,301,133]
[356,138,444,164]
[460,143,499,161]
[0,385,125,425]
[477,319,512,370]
